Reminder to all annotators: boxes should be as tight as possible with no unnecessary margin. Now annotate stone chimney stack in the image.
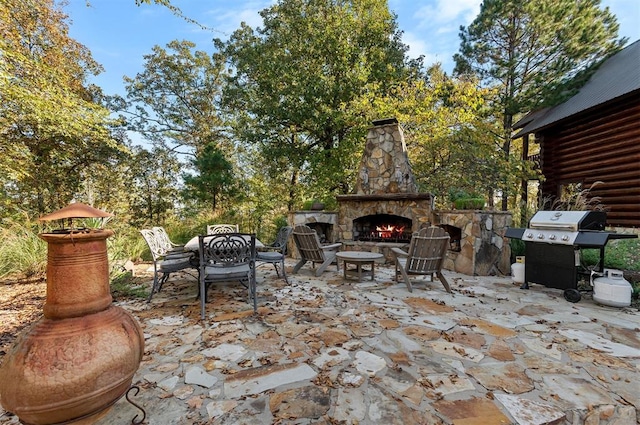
[356,118,417,195]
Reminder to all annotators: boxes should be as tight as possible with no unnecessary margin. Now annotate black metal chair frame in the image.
[256,226,293,283]
[198,233,257,320]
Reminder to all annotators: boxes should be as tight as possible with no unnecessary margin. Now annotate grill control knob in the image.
[537,233,544,240]
[526,232,533,239]
[549,234,557,240]
[561,235,569,241]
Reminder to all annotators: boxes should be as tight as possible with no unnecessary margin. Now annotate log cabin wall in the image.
[536,93,640,228]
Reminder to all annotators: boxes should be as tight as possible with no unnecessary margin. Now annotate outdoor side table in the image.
[335,251,384,281]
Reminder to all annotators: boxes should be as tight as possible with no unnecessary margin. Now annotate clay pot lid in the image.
[39,202,113,222]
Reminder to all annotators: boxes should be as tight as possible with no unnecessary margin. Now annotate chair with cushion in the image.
[140,229,196,302]
[256,226,293,283]
[198,233,257,319]
[391,226,452,293]
[291,225,341,276]
[206,224,239,235]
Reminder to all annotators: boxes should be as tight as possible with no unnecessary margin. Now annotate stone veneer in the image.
[354,118,418,195]
[288,211,338,259]
[433,210,512,276]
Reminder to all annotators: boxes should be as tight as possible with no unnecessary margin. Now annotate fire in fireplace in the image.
[353,214,412,243]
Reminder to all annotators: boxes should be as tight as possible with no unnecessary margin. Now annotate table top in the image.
[335,251,384,261]
[184,234,264,251]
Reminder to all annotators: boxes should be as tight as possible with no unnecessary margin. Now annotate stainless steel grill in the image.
[506,211,636,302]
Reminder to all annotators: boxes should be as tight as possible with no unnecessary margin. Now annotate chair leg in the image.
[398,264,414,292]
[292,259,307,274]
[316,256,335,276]
[281,258,289,284]
[200,278,207,320]
[437,271,452,293]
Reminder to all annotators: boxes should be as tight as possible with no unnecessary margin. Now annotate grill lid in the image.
[528,211,606,231]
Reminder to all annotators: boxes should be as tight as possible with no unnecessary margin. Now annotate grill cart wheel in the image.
[564,288,582,303]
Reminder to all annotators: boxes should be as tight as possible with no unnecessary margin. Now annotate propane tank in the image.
[511,256,525,284]
[591,269,632,308]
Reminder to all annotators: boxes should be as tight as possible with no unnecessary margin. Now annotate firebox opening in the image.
[307,223,332,244]
[353,214,412,242]
[439,224,461,252]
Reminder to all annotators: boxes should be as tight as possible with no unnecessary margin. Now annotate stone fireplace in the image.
[289,117,512,275]
[336,118,433,261]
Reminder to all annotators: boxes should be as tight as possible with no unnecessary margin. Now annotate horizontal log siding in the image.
[538,94,640,228]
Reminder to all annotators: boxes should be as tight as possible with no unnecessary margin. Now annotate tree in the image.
[354,65,519,206]
[182,143,236,212]
[127,146,182,226]
[454,0,624,210]
[219,0,415,207]
[118,40,229,156]
[0,0,124,215]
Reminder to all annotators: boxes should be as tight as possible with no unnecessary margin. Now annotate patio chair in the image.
[198,233,257,320]
[291,225,341,276]
[391,226,452,293]
[140,229,196,302]
[256,226,293,283]
[206,224,239,235]
[152,226,186,254]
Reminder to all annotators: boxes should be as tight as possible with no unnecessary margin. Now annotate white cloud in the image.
[414,0,481,28]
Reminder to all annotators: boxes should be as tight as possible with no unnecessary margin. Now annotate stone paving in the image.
[4,260,639,425]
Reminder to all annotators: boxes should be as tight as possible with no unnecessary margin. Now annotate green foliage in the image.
[0,220,47,279]
[1,0,127,215]
[182,143,237,212]
[127,146,183,227]
[219,0,414,207]
[120,40,229,154]
[454,198,485,210]
[110,272,148,300]
[581,239,640,272]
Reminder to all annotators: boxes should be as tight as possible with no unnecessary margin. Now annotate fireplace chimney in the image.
[356,118,417,195]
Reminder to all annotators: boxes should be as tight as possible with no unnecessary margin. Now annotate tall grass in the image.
[0,219,148,281]
[0,221,47,280]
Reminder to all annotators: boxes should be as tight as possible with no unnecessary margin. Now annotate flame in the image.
[375,225,405,239]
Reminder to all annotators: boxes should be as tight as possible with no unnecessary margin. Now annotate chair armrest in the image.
[391,247,408,257]
[321,243,342,252]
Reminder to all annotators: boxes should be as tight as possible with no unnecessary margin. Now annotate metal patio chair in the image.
[256,226,293,283]
[198,233,257,320]
[140,229,196,302]
[391,226,452,293]
[206,224,239,235]
[152,226,186,254]
[291,225,341,276]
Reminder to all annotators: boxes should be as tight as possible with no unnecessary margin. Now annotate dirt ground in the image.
[0,277,47,358]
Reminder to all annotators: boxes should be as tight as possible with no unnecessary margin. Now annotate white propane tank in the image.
[511,256,525,284]
[591,269,632,308]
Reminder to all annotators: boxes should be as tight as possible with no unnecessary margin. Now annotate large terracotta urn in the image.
[0,205,144,424]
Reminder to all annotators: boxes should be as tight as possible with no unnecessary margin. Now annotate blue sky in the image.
[65,0,640,99]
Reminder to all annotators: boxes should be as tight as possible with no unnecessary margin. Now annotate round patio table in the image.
[335,251,384,281]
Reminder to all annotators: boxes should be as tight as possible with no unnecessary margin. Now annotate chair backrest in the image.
[292,225,325,262]
[140,229,165,260]
[405,227,450,274]
[198,233,256,270]
[152,226,172,251]
[206,224,239,235]
[271,226,293,255]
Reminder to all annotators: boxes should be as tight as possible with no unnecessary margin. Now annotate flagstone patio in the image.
[3,260,638,425]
